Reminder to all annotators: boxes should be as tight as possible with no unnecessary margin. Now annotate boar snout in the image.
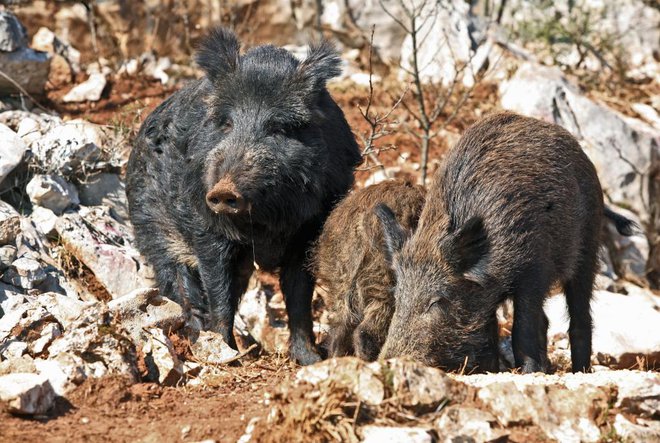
[206,177,249,214]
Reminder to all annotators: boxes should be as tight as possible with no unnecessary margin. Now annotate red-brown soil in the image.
[1,354,296,443]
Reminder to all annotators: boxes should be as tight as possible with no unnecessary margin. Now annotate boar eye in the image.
[219,118,233,134]
[270,127,288,137]
[426,297,446,313]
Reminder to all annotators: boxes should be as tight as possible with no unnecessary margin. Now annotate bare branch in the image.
[0,69,53,114]
[379,0,412,34]
[356,25,408,173]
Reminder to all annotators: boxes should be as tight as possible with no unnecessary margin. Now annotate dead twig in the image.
[381,0,489,185]
[357,26,408,174]
[0,69,53,114]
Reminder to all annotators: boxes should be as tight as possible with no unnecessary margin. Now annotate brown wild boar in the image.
[376,112,634,373]
[126,28,361,365]
[314,181,425,361]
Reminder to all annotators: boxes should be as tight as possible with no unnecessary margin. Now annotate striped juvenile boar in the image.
[314,181,425,361]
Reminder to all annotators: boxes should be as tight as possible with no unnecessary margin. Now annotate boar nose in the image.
[206,178,249,214]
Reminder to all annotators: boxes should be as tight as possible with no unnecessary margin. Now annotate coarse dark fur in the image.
[126,28,361,365]
[313,181,425,361]
[376,112,634,373]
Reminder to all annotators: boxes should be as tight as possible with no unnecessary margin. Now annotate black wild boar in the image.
[314,181,426,361]
[376,112,634,373]
[126,28,361,365]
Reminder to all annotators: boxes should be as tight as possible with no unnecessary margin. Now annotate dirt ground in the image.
[1,354,295,443]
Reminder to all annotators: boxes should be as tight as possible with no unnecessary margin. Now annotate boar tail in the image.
[604,207,638,236]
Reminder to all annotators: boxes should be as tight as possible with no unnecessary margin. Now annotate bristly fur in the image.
[295,40,343,90]
[313,181,425,362]
[195,27,241,82]
[377,112,634,374]
[126,27,361,366]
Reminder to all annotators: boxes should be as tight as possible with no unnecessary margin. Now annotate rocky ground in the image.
[1,2,659,442]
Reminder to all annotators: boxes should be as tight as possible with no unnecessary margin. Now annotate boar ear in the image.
[296,40,342,91]
[375,203,407,265]
[441,217,489,284]
[195,27,240,83]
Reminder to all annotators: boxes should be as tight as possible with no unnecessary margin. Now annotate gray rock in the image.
[26,174,79,215]
[0,110,62,136]
[30,322,62,355]
[361,426,433,443]
[16,117,42,145]
[0,123,27,186]
[45,303,137,391]
[313,0,408,65]
[107,288,184,342]
[141,328,183,386]
[31,120,106,176]
[398,0,477,86]
[633,103,660,131]
[0,301,52,349]
[30,206,58,237]
[381,358,455,409]
[34,268,80,300]
[500,62,660,226]
[0,373,55,415]
[545,289,660,369]
[0,200,20,246]
[1,340,28,359]
[236,286,288,354]
[435,406,506,443]
[55,209,152,299]
[501,0,660,77]
[0,354,36,376]
[34,353,87,396]
[31,26,81,74]
[0,11,27,52]
[190,331,239,365]
[558,370,660,419]
[62,73,107,103]
[142,55,171,85]
[0,281,23,314]
[614,414,660,441]
[473,379,604,442]
[35,292,89,330]
[78,172,128,221]
[0,47,51,96]
[296,358,385,406]
[0,300,27,342]
[458,369,660,441]
[3,256,47,289]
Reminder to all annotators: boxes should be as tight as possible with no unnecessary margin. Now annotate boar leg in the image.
[512,271,552,373]
[194,235,253,349]
[174,264,208,327]
[475,314,501,373]
[537,311,550,370]
[564,256,597,373]
[280,243,322,366]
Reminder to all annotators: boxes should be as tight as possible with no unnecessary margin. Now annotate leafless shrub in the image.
[380,0,489,185]
[356,28,408,172]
